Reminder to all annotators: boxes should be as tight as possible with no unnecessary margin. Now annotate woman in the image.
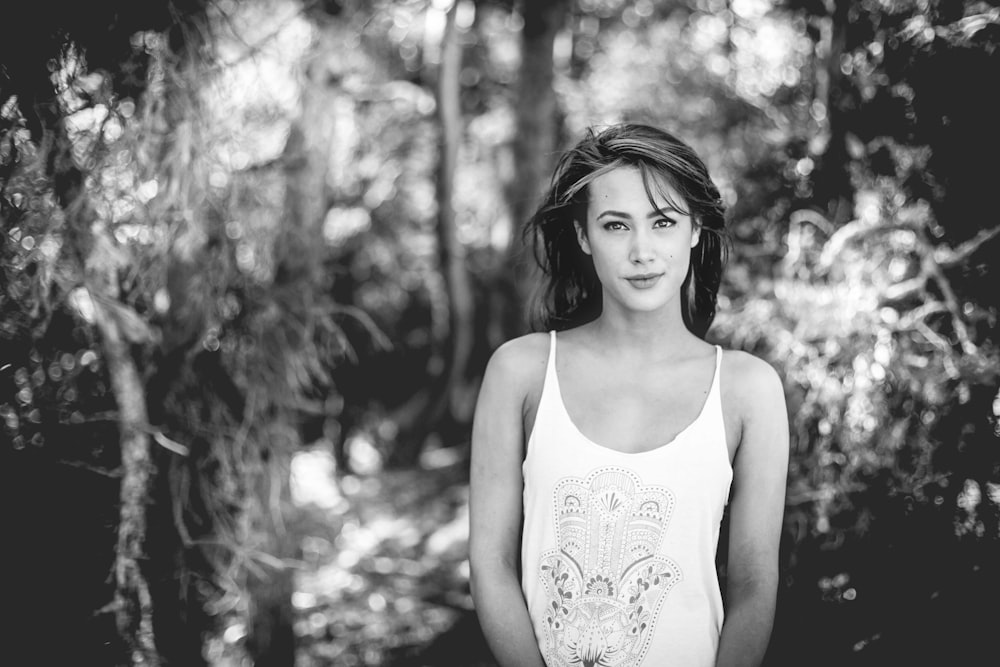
[469,123,789,667]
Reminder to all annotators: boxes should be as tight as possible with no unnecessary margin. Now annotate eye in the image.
[653,217,677,229]
[602,220,628,231]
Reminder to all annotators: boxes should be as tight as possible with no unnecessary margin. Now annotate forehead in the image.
[586,166,686,213]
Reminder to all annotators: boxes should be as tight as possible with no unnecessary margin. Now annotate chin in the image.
[615,294,675,313]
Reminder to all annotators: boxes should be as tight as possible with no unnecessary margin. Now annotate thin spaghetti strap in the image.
[524,331,559,459]
[706,345,723,401]
[547,330,557,375]
[539,331,559,418]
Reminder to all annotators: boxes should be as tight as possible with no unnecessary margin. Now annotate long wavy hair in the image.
[524,123,729,338]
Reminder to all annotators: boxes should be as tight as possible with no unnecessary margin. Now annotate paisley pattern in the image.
[538,467,682,667]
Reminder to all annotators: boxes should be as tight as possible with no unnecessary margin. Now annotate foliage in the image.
[713,0,1000,661]
[2,0,352,663]
[3,0,999,664]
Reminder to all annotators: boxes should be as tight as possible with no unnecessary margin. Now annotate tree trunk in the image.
[435,1,476,429]
[504,0,569,332]
[810,0,853,224]
[242,20,341,666]
[94,296,162,667]
[389,1,473,466]
[244,452,297,667]
[44,98,163,665]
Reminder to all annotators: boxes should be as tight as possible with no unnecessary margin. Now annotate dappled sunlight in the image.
[289,445,473,666]
[728,16,811,101]
[206,0,311,168]
[291,448,348,513]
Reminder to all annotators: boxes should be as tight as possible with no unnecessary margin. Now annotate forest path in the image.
[289,440,495,667]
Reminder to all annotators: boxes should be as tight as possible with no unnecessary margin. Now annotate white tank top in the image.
[520,331,733,667]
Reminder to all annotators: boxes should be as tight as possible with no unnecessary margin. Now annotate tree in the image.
[2,2,351,664]
[505,0,570,329]
[1,4,211,662]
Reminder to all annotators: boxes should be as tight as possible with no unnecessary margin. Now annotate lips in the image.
[625,273,664,288]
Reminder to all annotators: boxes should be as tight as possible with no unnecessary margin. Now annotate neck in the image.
[589,297,698,359]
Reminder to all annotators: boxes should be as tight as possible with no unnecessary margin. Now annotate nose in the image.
[628,228,655,264]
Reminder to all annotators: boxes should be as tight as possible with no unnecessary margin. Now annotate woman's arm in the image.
[716,353,790,667]
[469,340,547,667]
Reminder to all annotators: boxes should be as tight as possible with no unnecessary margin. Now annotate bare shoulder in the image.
[487,332,549,374]
[720,349,784,400]
[483,332,550,394]
[719,348,789,455]
[476,332,551,443]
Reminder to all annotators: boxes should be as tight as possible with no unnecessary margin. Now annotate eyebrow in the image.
[596,207,681,220]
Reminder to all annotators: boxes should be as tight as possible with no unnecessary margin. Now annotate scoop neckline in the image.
[550,338,720,457]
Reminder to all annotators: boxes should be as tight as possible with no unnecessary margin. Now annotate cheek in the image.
[589,248,612,270]
[587,246,619,279]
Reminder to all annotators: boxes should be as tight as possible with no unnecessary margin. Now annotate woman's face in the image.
[574,166,700,318]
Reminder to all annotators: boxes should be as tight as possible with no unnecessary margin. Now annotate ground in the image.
[286,440,497,667]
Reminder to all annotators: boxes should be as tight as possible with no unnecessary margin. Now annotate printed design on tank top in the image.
[538,466,682,667]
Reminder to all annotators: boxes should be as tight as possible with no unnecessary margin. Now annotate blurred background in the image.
[2,0,998,665]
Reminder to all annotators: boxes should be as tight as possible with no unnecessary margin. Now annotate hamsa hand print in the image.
[538,467,682,667]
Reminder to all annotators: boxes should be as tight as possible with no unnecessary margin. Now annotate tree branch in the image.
[935,225,1000,269]
[923,251,977,355]
[90,292,162,667]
